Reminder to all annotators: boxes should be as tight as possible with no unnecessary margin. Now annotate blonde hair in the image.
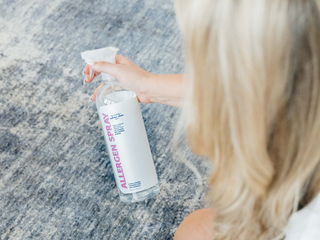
[175,0,320,239]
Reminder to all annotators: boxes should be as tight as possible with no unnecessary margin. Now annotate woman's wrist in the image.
[144,74,185,107]
[134,72,158,104]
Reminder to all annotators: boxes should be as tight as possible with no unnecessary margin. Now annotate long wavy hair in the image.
[175,0,320,239]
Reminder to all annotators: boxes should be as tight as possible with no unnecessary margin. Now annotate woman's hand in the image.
[83,55,154,103]
[83,55,185,107]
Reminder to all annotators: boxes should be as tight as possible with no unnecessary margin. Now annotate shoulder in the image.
[284,193,320,240]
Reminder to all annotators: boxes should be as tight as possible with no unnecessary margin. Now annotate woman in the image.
[83,0,320,239]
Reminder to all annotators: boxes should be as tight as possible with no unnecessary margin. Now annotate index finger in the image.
[83,64,101,75]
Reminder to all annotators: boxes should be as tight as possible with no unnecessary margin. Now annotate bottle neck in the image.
[103,79,119,85]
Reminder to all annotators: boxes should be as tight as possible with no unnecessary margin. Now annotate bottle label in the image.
[99,96,158,194]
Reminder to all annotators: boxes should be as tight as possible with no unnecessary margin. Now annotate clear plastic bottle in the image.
[81,47,160,202]
[96,80,160,203]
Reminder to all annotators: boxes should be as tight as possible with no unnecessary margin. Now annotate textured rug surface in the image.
[0,0,212,239]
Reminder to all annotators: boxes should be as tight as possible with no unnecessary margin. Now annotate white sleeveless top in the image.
[284,193,320,239]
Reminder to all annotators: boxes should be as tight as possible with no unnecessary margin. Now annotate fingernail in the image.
[85,59,94,65]
[82,71,85,75]
[83,78,87,84]
[89,68,94,79]
[89,95,94,102]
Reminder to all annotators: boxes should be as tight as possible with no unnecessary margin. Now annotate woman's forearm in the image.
[147,74,185,107]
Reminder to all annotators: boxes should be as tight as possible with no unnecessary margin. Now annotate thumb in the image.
[86,60,119,77]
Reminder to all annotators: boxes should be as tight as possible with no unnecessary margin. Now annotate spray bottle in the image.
[81,47,160,202]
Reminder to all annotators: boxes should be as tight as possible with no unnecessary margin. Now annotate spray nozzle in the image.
[81,47,119,81]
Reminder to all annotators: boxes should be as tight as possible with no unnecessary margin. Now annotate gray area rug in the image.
[0,0,212,239]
